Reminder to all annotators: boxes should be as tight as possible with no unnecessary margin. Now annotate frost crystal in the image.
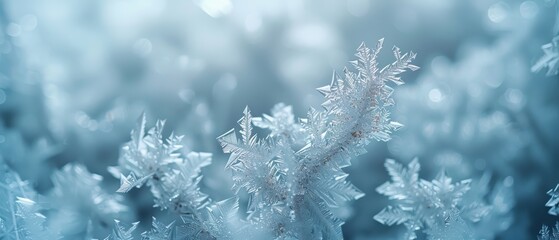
[0,128,60,188]
[112,114,210,213]
[539,183,559,240]
[104,218,177,240]
[113,113,248,239]
[252,103,305,143]
[218,39,417,239]
[539,223,559,240]
[375,158,513,240]
[105,220,139,240]
[140,217,175,240]
[48,164,127,236]
[0,159,59,240]
[547,184,559,216]
[532,35,559,76]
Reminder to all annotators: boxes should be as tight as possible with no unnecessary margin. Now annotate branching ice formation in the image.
[218,39,418,239]
[112,114,247,239]
[375,158,514,240]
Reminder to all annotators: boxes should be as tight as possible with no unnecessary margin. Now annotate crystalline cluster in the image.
[112,114,248,239]
[375,158,514,240]
[3,0,559,239]
[112,114,211,213]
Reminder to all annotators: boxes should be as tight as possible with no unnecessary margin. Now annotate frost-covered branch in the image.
[218,39,418,239]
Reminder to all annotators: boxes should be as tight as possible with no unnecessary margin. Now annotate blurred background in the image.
[0,0,558,239]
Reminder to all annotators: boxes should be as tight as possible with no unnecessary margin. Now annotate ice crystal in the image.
[539,222,559,240]
[252,103,305,144]
[140,217,175,240]
[48,164,127,237]
[375,158,513,240]
[539,183,559,240]
[105,220,139,240]
[0,159,59,240]
[218,39,417,239]
[103,218,176,240]
[461,173,514,239]
[547,184,559,216]
[0,128,60,189]
[112,114,210,213]
[194,197,250,239]
[104,200,250,240]
[113,114,250,239]
[532,35,559,76]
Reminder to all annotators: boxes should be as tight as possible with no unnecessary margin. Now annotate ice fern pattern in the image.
[218,39,418,239]
[375,158,514,240]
